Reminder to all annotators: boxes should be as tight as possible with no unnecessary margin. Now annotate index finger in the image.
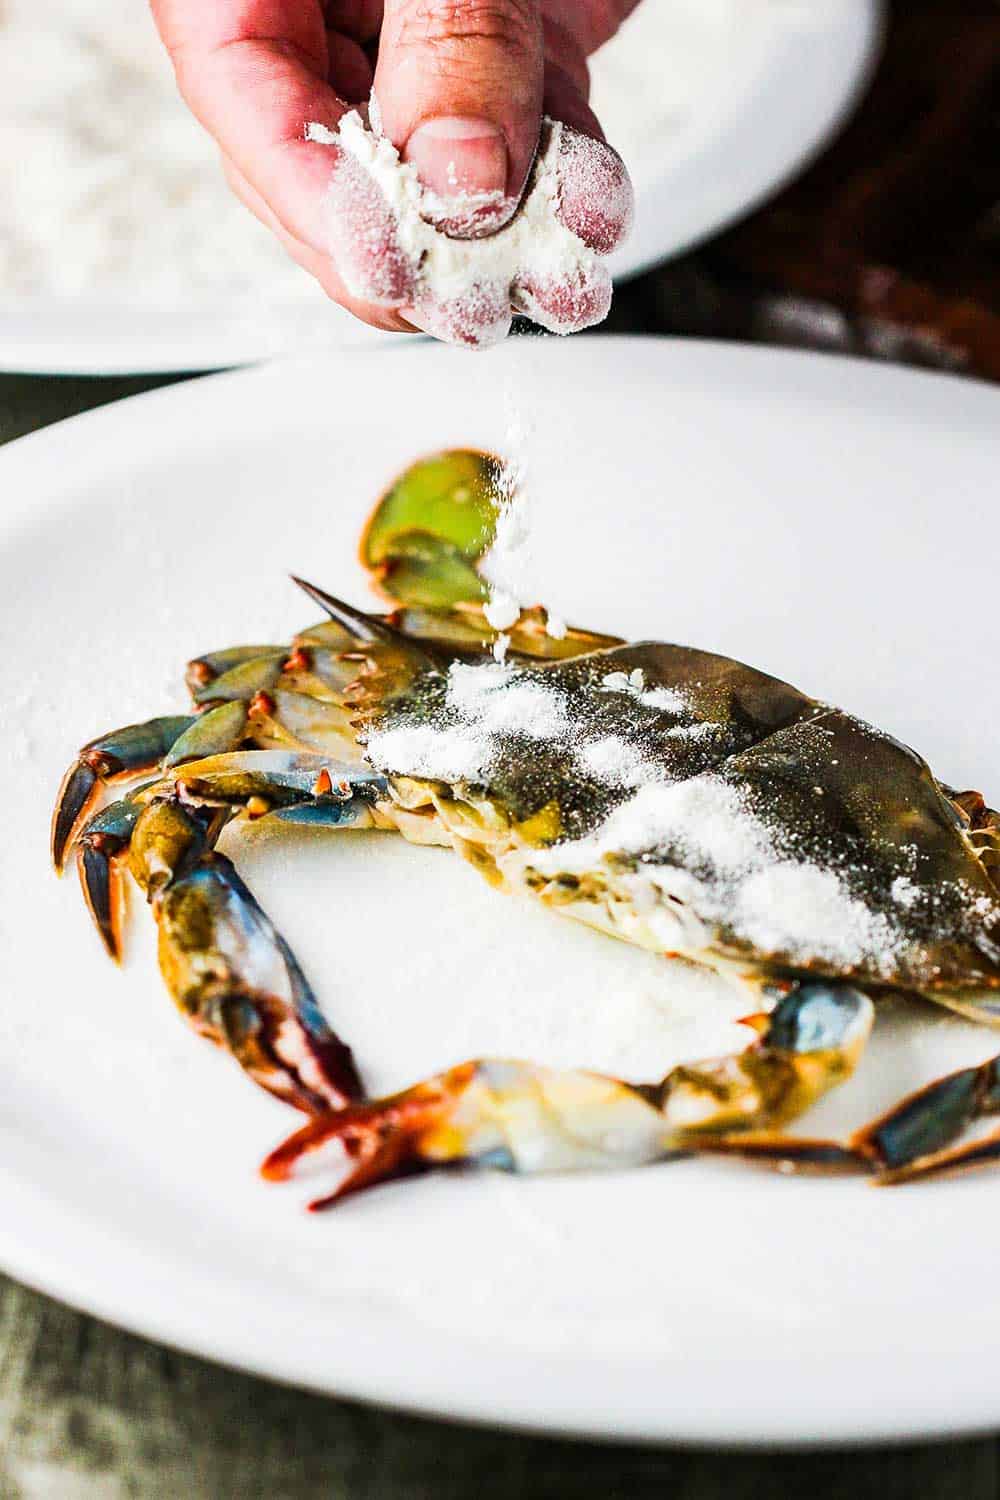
[151,0,414,304]
[151,1,344,250]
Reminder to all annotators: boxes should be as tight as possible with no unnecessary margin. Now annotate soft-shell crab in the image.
[52,454,1000,1207]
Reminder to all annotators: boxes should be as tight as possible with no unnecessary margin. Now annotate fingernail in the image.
[404,116,509,200]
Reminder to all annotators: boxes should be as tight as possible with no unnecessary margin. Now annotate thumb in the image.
[374,0,544,235]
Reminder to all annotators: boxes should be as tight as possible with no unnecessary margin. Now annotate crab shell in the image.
[330,608,1000,1019]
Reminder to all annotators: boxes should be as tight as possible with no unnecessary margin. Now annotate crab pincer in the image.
[51,716,195,871]
[262,984,874,1208]
[128,796,363,1112]
[74,794,147,959]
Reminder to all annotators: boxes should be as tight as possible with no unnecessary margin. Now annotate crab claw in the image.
[159,854,362,1113]
[689,1003,1000,1183]
[52,715,195,870]
[263,1061,674,1209]
[75,796,145,959]
[128,797,363,1113]
[656,983,875,1142]
[852,1055,1000,1184]
[262,1067,473,1209]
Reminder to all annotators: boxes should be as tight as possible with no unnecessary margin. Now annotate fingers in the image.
[541,0,643,58]
[537,17,635,256]
[221,154,417,333]
[553,125,634,257]
[374,0,545,235]
[407,282,513,348]
[152,1,346,251]
[512,260,612,335]
[153,1,420,309]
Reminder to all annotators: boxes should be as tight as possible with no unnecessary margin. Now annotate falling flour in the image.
[479,347,571,651]
[484,392,536,649]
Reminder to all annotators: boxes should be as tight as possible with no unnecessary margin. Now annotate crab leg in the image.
[158,749,387,811]
[58,689,369,960]
[261,983,874,1209]
[55,704,258,959]
[847,1055,1000,1184]
[680,1046,1000,1187]
[120,795,358,1112]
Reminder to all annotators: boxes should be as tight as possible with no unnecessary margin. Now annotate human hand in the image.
[151,1,639,341]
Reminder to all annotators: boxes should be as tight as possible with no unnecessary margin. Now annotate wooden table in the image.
[3,1266,997,1500]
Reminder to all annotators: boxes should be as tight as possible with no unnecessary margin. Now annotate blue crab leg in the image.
[162,701,250,768]
[190,654,286,707]
[70,752,390,1108]
[185,635,367,757]
[126,794,364,1112]
[679,1048,1000,1186]
[261,983,874,1209]
[52,715,195,871]
[850,1055,1000,1184]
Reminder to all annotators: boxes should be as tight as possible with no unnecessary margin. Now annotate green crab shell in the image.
[359,639,1000,1007]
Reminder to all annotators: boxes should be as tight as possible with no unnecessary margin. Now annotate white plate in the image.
[0,1,882,376]
[3,337,999,1447]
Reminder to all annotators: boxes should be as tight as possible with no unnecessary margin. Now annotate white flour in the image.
[0,0,778,307]
[525,773,919,977]
[483,381,539,645]
[364,656,1000,980]
[308,112,603,333]
[481,349,571,648]
[600,668,689,714]
[0,0,308,304]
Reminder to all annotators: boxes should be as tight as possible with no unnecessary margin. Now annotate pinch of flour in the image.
[308,113,609,347]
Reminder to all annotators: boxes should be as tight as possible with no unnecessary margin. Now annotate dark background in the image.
[3,2,999,1493]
